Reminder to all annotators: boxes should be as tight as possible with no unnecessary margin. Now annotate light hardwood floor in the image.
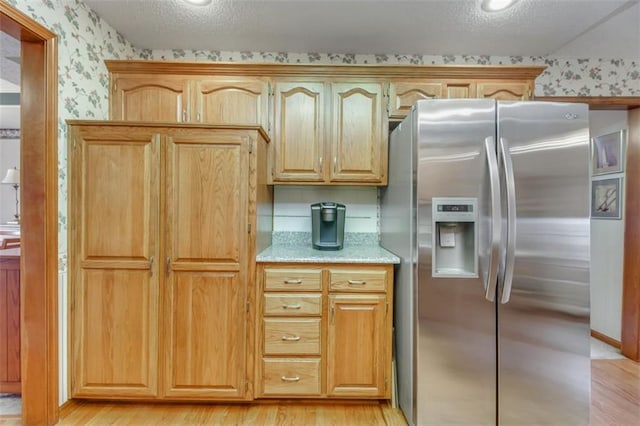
[1,359,638,425]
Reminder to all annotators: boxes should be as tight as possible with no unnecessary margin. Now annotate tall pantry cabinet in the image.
[68,121,272,400]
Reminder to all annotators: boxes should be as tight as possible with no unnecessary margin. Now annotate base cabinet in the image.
[327,294,387,397]
[256,263,393,399]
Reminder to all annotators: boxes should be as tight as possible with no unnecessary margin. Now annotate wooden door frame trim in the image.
[622,108,640,361]
[0,2,59,425]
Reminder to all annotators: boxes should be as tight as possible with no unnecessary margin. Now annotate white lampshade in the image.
[1,167,19,185]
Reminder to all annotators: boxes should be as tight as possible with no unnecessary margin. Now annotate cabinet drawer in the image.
[262,358,321,396]
[264,268,322,291]
[264,318,321,355]
[329,269,387,292]
[264,293,322,316]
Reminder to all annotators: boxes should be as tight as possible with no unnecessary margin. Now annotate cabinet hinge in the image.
[246,300,250,313]
[248,140,253,154]
[112,81,116,93]
[248,223,252,234]
[385,82,390,116]
[245,380,249,393]
[73,138,77,150]
[386,301,389,314]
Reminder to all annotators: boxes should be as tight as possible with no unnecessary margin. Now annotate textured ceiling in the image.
[83,0,640,57]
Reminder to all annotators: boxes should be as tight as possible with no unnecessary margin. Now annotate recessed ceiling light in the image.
[183,0,212,5]
[481,0,518,12]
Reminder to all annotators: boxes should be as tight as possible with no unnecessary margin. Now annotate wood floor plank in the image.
[591,359,640,426]
[56,400,404,425]
[34,358,640,425]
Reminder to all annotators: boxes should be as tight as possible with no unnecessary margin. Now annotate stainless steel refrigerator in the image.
[381,99,591,425]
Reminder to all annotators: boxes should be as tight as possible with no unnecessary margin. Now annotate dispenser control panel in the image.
[432,198,478,278]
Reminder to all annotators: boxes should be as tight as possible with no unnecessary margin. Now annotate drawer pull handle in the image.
[282,303,302,310]
[281,335,301,341]
[348,280,367,285]
[284,279,303,284]
[281,375,301,382]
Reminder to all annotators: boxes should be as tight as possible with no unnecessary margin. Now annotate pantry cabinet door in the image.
[330,82,387,184]
[111,75,191,122]
[272,80,326,182]
[70,127,161,398]
[162,130,249,399]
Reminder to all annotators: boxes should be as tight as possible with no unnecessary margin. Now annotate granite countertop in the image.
[257,232,400,264]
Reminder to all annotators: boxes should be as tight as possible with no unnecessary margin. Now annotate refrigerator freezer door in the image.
[415,99,497,425]
[496,101,591,425]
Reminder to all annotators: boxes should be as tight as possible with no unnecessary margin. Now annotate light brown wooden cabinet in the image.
[389,78,535,119]
[68,121,272,400]
[271,80,326,183]
[476,81,531,100]
[256,263,393,399]
[271,80,387,185]
[0,249,20,394]
[111,74,269,129]
[108,61,544,186]
[111,74,192,122]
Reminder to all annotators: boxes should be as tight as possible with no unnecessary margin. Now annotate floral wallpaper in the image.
[5,0,640,259]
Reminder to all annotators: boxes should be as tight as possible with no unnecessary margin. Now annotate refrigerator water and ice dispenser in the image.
[432,197,478,278]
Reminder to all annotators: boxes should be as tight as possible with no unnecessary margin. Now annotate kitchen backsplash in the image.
[273,186,378,234]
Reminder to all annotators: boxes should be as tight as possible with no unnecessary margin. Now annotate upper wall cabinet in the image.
[271,79,387,185]
[106,61,545,185]
[111,75,192,122]
[475,81,531,100]
[272,80,326,183]
[330,82,386,184]
[194,77,269,129]
[111,73,269,129]
[388,78,535,119]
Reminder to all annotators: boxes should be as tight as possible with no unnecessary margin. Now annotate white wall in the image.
[589,110,628,341]
[0,137,20,224]
[273,186,378,234]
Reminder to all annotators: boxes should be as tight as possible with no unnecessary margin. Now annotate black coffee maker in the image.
[311,202,346,250]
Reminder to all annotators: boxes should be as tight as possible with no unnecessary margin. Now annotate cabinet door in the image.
[70,127,161,398]
[111,75,191,122]
[476,82,532,100]
[272,81,326,182]
[0,256,20,393]
[330,82,387,184]
[163,131,249,399]
[195,77,269,129]
[389,81,443,119]
[444,81,476,99]
[327,294,388,397]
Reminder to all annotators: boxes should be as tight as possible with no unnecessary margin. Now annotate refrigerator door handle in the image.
[484,136,501,302]
[499,136,517,304]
